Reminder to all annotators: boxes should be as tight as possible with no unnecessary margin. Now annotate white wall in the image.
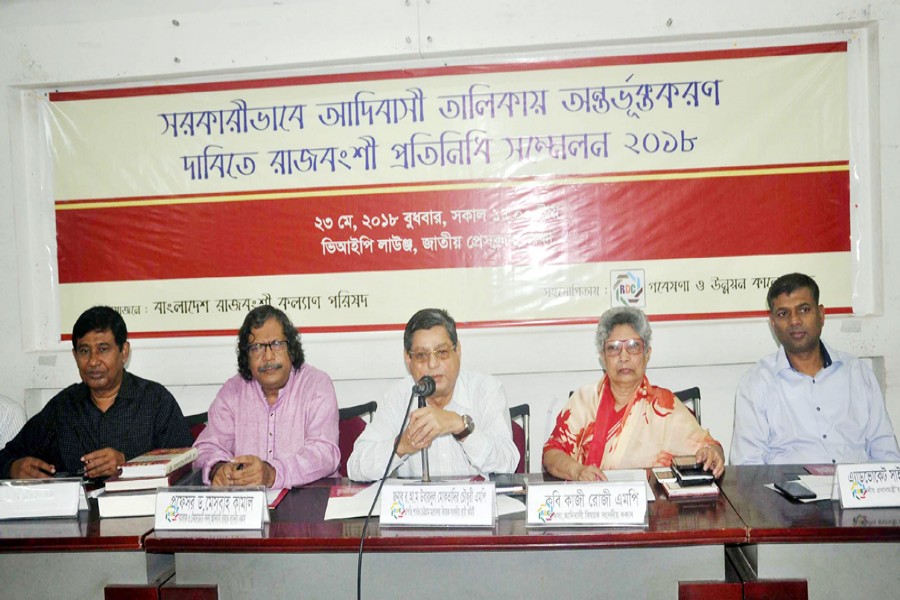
[2,1,899,472]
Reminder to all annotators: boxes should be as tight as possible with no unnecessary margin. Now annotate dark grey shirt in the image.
[0,371,193,477]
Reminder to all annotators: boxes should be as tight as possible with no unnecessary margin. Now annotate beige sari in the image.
[544,375,719,469]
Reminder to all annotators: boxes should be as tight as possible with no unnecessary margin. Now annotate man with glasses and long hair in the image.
[194,305,339,488]
[543,306,724,481]
[347,308,518,481]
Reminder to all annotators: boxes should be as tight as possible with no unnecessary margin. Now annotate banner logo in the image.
[611,270,645,307]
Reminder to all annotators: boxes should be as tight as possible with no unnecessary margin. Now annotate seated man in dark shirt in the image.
[0,306,193,479]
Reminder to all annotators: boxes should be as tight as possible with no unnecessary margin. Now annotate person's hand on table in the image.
[211,455,275,488]
[695,444,726,478]
[10,456,55,479]
[81,447,126,478]
[572,464,608,482]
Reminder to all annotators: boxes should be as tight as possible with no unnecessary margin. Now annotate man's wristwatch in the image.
[453,414,475,441]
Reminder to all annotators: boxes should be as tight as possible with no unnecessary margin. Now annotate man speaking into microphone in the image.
[347,308,519,481]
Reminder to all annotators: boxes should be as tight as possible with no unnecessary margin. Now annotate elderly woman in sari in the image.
[543,306,725,481]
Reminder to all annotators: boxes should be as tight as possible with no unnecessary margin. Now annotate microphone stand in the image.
[418,393,431,482]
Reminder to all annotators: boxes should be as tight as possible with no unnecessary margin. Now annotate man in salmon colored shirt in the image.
[194,305,339,488]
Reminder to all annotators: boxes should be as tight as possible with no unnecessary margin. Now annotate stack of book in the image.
[97,447,198,518]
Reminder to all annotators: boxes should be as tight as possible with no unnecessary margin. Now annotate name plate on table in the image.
[0,479,83,520]
[154,487,267,530]
[526,481,647,527]
[836,463,900,509]
[379,481,495,527]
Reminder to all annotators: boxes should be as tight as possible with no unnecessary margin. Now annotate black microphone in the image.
[412,375,435,483]
[412,375,436,397]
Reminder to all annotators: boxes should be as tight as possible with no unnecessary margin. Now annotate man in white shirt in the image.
[347,308,519,481]
[0,395,26,450]
[730,273,900,465]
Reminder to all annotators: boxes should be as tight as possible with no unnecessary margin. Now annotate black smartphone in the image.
[671,455,714,486]
[774,480,817,501]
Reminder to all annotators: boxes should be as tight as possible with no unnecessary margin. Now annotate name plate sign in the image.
[379,481,495,527]
[0,479,83,520]
[836,463,900,509]
[526,480,647,527]
[154,487,267,530]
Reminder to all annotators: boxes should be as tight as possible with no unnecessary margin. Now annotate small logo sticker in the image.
[611,270,645,307]
[850,481,869,500]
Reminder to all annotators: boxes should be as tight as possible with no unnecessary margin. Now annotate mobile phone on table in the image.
[53,468,86,479]
[672,456,699,469]
[652,467,677,483]
[774,480,816,501]
[672,455,714,486]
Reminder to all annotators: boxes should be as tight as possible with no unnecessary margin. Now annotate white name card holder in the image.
[379,481,496,527]
[836,463,900,509]
[154,486,267,530]
[0,478,84,520]
[526,480,648,527]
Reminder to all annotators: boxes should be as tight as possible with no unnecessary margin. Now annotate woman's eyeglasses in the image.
[603,338,645,356]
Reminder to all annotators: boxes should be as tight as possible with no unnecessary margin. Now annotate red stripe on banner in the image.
[49,42,846,102]
[56,169,849,284]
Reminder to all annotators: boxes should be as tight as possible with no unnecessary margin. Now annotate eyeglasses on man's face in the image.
[247,340,288,356]
[407,345,456,363]
[603,338,645,356]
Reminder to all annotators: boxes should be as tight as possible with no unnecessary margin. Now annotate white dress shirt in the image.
[347,369,519,481]
[0,395,26,449]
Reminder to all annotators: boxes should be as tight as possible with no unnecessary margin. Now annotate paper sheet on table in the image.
[325,481,383,520]
[324,480,528,520]
[496,494,526,515]
[604,469,656,502]
[798,474,838,500]
[765,475,836,503]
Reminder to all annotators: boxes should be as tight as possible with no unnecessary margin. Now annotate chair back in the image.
[673,387,702,425]
[185,412,208,441]
[338,401,377,477]
[509,403,530,474]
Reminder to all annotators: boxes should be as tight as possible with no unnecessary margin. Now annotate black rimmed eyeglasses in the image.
[246,340,288,355]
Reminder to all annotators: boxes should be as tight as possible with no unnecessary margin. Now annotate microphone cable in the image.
[355,388,418,600]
